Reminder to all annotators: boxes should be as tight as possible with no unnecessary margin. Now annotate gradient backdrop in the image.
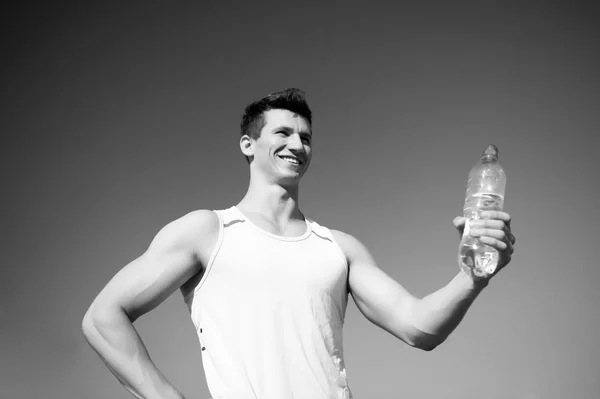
[3,2,599,399]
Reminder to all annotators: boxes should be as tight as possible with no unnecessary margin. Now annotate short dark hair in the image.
[240,88,312,140]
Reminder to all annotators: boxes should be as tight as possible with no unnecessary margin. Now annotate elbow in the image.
[81,307,98,341]
[407,329,445,352]
[81,301,131,341]
[414,339,441,352]
[81,302,112,341]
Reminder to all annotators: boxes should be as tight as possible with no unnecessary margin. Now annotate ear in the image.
[240,135,254,158]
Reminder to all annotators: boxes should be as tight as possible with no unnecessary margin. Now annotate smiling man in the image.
[82,88,516,399]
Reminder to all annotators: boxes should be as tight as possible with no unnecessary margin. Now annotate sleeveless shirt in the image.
[183,206,352,399]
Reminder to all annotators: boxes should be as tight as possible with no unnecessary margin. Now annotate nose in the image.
[287,133,304,151]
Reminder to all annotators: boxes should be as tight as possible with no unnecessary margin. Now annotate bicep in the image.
[349,259,418,337]
[89,211,216,321]
[95,246,199,321]
[335,231,419,343]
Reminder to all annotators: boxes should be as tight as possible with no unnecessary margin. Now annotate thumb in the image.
[453,216,466,238]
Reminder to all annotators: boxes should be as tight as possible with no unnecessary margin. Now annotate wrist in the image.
[457,269,489,291]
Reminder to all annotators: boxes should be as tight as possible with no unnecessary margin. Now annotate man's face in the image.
[250,109,313,184]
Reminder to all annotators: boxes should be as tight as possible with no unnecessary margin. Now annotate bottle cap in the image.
[482,144,499,157]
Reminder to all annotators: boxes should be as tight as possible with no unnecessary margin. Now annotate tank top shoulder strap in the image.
[306,218,335,242]
[307,218,349,271]
[215,206,241,222]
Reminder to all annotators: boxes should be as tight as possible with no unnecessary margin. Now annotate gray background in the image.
[3,2,599,399]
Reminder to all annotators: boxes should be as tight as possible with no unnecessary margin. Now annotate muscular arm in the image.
[81,210,219,399]
[333,212,514,351]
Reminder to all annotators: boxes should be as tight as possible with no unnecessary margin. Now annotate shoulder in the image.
[330,229,375,263]
[149,209,220,255]
[330,229,358,248]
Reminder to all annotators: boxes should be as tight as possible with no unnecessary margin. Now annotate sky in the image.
[2,2,599,399]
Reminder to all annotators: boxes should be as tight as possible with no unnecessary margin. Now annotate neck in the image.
[237,175,302,222]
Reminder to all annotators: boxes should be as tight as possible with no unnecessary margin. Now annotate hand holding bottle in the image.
[453,211,515,279]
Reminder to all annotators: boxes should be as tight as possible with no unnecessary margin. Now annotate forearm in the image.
[409,271,487,348]
[82,306,183,399]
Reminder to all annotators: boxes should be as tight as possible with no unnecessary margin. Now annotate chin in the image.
[277,173,305,186]
[274,165,308,181]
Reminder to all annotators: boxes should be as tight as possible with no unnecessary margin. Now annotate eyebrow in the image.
[272,126,312,136]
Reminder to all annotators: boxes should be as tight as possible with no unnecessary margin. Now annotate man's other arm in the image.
[81,210,219,399]
[333,211,515,351]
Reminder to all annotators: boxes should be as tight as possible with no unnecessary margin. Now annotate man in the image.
[82,88,516,399]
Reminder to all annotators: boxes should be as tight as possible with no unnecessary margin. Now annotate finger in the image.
[502,232,514,254]
[472,228,514,254]
[478,235,509,251]
[469,219,506,230]
[476,231,514,255]
[507,236,514,254]
[476,220,515,245]
[479,210,510,220]
[505,226,516,246]
[479,211,512,238]
[469,228,507,241]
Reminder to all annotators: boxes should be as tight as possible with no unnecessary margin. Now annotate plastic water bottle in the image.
[458,144,506,278]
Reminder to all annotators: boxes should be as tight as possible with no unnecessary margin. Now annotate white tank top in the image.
[184,206,352,399]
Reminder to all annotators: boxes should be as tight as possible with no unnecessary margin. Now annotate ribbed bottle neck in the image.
[481,154,498,163]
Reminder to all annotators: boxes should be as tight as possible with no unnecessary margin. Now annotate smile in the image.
[278,155,303,165]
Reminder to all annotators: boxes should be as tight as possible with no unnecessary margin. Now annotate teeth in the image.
[280,156,299,164]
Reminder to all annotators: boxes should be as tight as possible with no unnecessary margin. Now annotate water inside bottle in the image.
[459,237,499,277]
[460,192,504,277]
[463,192,504,219]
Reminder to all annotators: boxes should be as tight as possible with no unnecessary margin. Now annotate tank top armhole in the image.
[309,220,350,278]
[328,229,350,278]
[183,209,225,304]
